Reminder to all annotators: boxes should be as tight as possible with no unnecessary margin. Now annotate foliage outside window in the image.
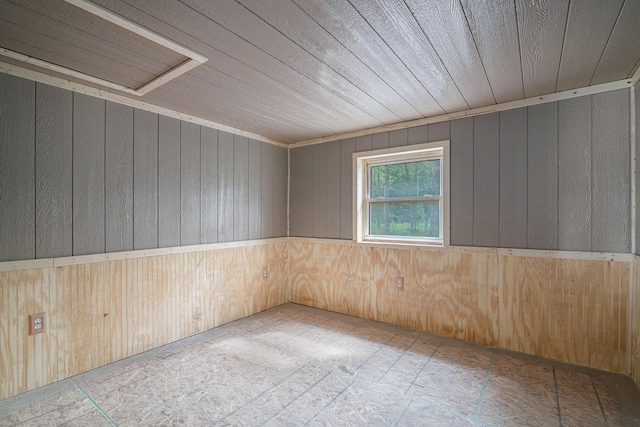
[354,141,449,245]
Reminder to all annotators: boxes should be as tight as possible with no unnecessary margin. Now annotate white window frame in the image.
[353,141,450,246]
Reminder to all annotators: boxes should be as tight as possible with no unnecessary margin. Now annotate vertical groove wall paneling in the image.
[389,128,408,147]
[233,135,249,241]
[158,116,181,248]
[105,101,134,253]
[274,145,288,237]
[217,132,234,243]
[408,124,428,144]
[248,139,262,240]
[0,74,35,261]
[36,83,72,258]
[499,108,527,248]
[326,140,342,238]
[73,93,105,256]
[558,96,592,251]
[133,109,159,250]
[355,134,372,152]
[449,117,474,246]
[288,147,301,237]
[262,142,275,238]
[180,122,201,246]
[428,121,450,142]
[591,89,630,253]
[340,138,356,239]
[312,143,327,238]
[527,102,558,250]
[473,113,500,247]
[371,132,389,150]
[201,127,218,244]
[299,145,314,238]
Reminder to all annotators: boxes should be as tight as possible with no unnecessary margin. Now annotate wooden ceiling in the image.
[1,0,639,143]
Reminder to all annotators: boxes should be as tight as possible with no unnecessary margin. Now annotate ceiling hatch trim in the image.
[0,0,208,97]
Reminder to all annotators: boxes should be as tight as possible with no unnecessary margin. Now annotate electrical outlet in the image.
[262,266,268,279]
[29,312,45,335]
[396,276,404,290]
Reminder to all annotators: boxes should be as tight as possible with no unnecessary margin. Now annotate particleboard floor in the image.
[1,303,639,426]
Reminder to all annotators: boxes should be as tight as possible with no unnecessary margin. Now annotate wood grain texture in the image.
[312,143,327,238]
[291,0,444,118]
[288,240,629,375]
[556,0,624,91]
[0,241,288,400]
[340,138,356,239]
[105,101,134,253]
[527,103,558,250]
[450,117,474,246]
[460,0,523,103]
[515,0,569,97]
[158,115,181,248]
[233,136,249,241]
[180,122,201,245]
[35,83,72,258]
[0,74,35,262]
[499,255,629,372]
[405,0,495,108]
[591,89,630,253]
[352,0,468,113]
[473,113,500,247]
[558,97,591,251]
[325,140,342,239]
[499,108,528,248]
[73,93,105,256]
[133,109,159,250]
[201,127,218,243]
[239,0,423,122]
[592,0,640,84]
[633,260,640,388]
[248,140,262,240]
[217,132,234,243]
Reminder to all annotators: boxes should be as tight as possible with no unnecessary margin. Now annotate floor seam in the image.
[473,352,495,421]
[72,378,118,427]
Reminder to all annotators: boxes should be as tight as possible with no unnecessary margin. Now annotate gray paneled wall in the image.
[290,89,632,253]
[0,74,288,262]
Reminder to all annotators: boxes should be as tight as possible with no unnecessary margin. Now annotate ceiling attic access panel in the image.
[0,0,207,96]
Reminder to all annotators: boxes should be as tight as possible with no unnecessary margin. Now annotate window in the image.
[354,141,449,246]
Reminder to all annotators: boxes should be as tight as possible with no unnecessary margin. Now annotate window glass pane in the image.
[369,201,440,238]
[369,159,440,199]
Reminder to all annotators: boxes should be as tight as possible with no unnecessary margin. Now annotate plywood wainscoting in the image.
[288,239,633,378]
[634,257,640,388]
[0,240,288,400]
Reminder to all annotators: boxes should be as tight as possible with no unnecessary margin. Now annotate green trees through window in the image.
[368,159,441,238]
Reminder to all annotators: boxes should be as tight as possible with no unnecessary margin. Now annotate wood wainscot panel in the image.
[633,260,640,387]
[499,256,629,373]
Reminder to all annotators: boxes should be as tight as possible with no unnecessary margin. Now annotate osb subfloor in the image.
[1,303,639,426]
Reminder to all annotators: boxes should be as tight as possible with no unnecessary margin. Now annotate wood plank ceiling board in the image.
[591,0,640,84]
[460,0,524,104]
[238,0,436,121]
[515,0,570,98]
[404,0,496,108]
[100,0,379,141]
[291,0,445,118]
[556,0,624,91]
[182,0,399,125]
[351,0,469,113]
